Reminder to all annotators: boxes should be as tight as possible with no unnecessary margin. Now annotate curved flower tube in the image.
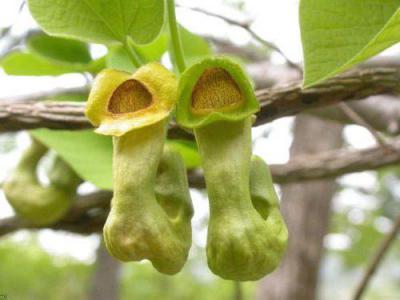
[3,137,80,225]
[85,63,193,275]
[176,57,288,281]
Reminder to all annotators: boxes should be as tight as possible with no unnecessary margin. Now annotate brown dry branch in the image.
[189,137,400,188]
[2,138,400,237]
[352,215,400,300]
[337,102,388,147]
[0,191,112,237]
[310,96,400,136]
[254,68,400,126]
[1,68,400,137]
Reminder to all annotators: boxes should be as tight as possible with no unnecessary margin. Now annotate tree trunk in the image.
[89,240,121,300]
[256,115,343,300]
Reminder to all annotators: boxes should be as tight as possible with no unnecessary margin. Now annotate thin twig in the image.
[245,27,302,73]
[0,26,12,40]
[233,281,243,300]
[0,0,26,42]
[178,4,302,72]
[338,102,388,147]
[352,216,400,300]
[18,1,26,14]
[0,1,25,39]
[181,5,251,28]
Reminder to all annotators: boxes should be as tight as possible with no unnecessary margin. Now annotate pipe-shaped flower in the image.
[176,57,259,128]
[3,138,80,225]
[85,63,193,275]
[86,63,177,137]
[176,57,288,281]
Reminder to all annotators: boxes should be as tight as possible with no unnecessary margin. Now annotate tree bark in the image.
[89,240,121,300]
[1,68,400,134]
[256,115,343,300]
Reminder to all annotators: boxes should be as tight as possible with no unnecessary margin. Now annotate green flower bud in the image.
[3,137,80,225]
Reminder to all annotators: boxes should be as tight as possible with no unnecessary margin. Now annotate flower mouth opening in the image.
[108,79,153,114]
[191,68,244,113]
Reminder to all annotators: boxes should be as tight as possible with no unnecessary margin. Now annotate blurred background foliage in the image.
[0,233,256,300]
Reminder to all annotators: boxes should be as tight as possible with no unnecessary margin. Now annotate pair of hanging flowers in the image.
[85,56,288,281]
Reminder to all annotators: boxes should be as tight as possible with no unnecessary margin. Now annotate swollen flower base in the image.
[177,57,288,281]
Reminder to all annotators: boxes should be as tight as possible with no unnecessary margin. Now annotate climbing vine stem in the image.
[167,0,186,73]
[125,37,144,69]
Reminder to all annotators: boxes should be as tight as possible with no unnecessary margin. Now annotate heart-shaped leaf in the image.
[1,51,105,76]
[28,0,165,45]
[106,28,168,72]
[1,52,84,76]
[300,0,400,87]
[1,33,106,76]
[27,33,92,64]
[31,129,113,190]
[179,26,212,66]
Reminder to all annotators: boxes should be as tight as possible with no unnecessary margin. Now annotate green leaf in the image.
[28,0,165,45]
[106,46,137,73]
[27,33,92,64]
[169,26,212,70]
[167,140,201,169]
[1,50,105,76]
[86,56,107,74]
[300,0,400,87]
[179,26,212,65]
[31,129,113,190]
[1,52,84,76]
[137,29,169,61]
[31,129,200,190]
[106,29,168,72]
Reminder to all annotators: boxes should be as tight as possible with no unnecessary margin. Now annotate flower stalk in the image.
[167,0,186,73]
